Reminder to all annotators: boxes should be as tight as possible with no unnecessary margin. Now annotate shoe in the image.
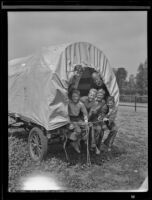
[71,142,81,153]
[95,147,100,155]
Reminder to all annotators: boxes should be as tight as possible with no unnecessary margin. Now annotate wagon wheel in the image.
[28,127,48,161]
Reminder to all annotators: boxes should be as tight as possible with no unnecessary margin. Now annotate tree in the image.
[115,67,128,94]
[128,74,136,95]
[143,59,148,94]
[136,61,147,95]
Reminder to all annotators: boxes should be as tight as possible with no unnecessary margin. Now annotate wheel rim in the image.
[29,131,43,160]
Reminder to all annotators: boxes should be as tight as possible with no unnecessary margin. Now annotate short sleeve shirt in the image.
[80,96,95,113]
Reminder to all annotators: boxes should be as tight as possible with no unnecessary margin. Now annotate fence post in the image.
[135,96,137,112]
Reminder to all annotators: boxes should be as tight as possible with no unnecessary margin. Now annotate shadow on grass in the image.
[46,140,126,166]
[8,128,28,141]
[8,128,127,167]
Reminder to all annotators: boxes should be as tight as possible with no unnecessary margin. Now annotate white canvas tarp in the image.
[8,42,119,130]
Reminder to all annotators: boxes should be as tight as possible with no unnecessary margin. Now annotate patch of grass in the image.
[8,106,148,192]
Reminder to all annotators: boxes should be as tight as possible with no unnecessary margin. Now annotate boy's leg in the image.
[94,125,102,154]
[70,123,81,153]
[97,129,104,149]
[104,122,118,150]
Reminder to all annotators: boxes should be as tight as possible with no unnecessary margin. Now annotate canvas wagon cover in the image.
[8,42,119,131]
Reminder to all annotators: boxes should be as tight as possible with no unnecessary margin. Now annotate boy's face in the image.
[96,92,105,101]
[72,93,80,103]
[92,73,103,86]
[108,100,114,108]
[88,91,96,102]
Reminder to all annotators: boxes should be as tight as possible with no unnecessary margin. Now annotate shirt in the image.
[88,100,108,122]
[80,96,95,113]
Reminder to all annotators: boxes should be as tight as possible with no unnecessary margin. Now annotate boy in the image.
[102,96,118,151]
[80,88,97,113]
[88,89,108,154]
[68,89,88,153]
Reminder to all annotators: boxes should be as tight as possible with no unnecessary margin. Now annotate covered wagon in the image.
[8,42,119,161]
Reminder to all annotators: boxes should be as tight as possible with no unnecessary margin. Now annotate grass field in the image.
[8,106,148,192]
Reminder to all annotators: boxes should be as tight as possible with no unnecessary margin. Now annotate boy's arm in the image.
[80,102,88,122]
[80,96,88,103]
[98,103,108,120]
[105,107,118,124]
[68,102,72,116]
[88,107,93,120]
[88,102,100,119]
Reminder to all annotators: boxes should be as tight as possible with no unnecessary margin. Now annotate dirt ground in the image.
[8,106,148,192]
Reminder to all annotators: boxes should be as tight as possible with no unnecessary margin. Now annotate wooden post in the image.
[135,96,137,112]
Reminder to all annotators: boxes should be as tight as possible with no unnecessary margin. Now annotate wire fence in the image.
[119,95,148,111]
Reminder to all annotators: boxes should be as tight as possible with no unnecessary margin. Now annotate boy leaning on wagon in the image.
[101,96,118,151]
[68,89,88,153]
[80,88,97,113]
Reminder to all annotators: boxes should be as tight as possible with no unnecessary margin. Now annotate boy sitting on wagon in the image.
[68,89,88,153]
[101,96,118,151]
[80,88,97,113]
[88,89,108,154]
[80,88,98,152]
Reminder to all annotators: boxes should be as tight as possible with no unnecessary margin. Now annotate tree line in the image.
[113,59,147,96]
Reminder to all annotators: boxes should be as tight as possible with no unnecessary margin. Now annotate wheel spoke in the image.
[30,136,42,158]
[31,138,37,145]
[31,134,39,145]
[30,142,35,148]
[34,135,39,143]
[37,135,42,146]
[35,146,41,157]
[30,135,36,142]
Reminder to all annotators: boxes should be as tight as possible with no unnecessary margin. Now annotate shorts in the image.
[70,116,84,135]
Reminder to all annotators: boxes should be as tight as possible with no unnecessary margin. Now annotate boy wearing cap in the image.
[102,96,118,151]
[68,89,88,153]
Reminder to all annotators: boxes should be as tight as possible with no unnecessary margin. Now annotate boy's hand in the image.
[84,119,88,123]
[84,116,88,123]
[98,115,103,120]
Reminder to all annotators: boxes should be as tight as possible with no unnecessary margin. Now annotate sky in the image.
[8,11,147,77]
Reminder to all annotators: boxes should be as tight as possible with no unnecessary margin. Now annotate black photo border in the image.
[1,1,152,200]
